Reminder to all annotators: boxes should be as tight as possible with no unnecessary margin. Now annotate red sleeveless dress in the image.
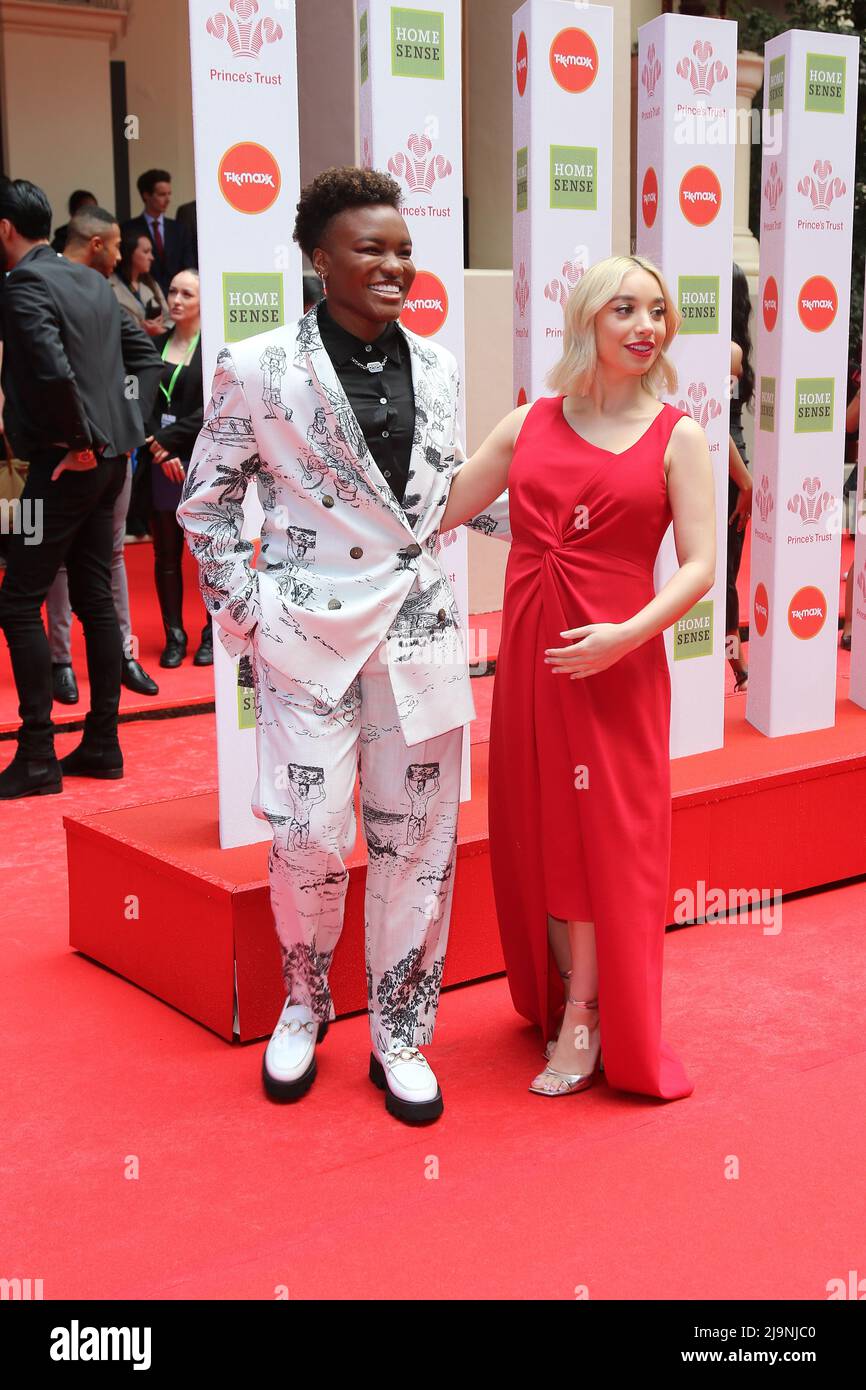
[488,394,694,1101]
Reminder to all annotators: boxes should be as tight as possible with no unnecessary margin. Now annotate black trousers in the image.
[0,449,126,759]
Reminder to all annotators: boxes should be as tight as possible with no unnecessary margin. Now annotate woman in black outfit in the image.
[144,268,212,667]
[727,263,754,691]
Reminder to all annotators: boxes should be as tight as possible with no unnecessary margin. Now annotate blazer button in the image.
[437,608,447,621]
[405,543,422,557]
[322,495,335,508]
[328,598,342,610]
[350,546,363,559]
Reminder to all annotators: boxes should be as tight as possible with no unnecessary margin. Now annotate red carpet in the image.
[2,529,865,1299]
[1,712,866,1298]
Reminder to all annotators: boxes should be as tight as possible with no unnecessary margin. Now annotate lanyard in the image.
[159,331,200,408]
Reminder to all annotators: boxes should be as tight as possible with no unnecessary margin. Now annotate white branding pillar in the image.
[748,28,859,735]
[188,0,302,847]
[637,13,737,757]
[512,0,614,406]
[849,270,866,709]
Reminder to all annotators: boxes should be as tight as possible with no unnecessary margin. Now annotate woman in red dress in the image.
[442,255,715,1101]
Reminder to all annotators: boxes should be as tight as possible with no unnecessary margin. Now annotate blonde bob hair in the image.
[545,254,680,399]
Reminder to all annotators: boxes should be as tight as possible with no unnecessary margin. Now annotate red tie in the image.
[151,218,164,259]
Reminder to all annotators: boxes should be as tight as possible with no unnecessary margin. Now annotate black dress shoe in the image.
[122,658,159,696]
[193,627,214,667]
[59,743,124,780]
[52,664,79,705]
[0,754,63,800]
[160,627,188,668]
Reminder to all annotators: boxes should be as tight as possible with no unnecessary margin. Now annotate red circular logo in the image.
[218,142,281,214]
[400,270,448,337]
[762,276,779,333]
[641,166,658,229]
[516,30,528,96]
[788,585,827,640]
[679,165,721,227]
[549,28,598,93]
[753,582,769,638]
[798,275,838,332]
[516,386,528,407]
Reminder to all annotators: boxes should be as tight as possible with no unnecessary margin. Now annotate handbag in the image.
[0,432,28,504]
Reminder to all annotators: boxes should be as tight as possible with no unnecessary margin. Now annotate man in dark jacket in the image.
[0,178,162,799]
[121,169,196,298]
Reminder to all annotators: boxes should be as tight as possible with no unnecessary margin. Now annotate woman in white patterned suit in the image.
[177,168,508,1124]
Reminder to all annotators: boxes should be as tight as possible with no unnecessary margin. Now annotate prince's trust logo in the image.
[754,474,775,532]
[544,256,587,312]
[797,159,847,212]
[387,133,452,194]
[787,478,836,538]
[675,39,729,96]
[641,41,661,100]
[678,381,722,434]
[206,0,284,58]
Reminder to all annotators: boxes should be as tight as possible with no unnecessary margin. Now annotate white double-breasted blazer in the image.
[177,303,510,744]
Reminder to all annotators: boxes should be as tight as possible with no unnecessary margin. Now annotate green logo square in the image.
[768,56,785,113]
[759,376,776,433]
[391,7,444,80]
[794,377,834,432]
[360,10,369,85]
[678,276,719,335]
[804,52,845,113]
[516,146,528,213]
[223,272,284,344]
[549,145,597,211]
[237,656,255,729]
[674,600,713,661]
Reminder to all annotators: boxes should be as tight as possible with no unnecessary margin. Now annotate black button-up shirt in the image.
[316,298,415,507]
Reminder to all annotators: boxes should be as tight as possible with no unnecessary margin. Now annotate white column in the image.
[512,0,614,406]
[637,12,737,758]
[747,29,859,737]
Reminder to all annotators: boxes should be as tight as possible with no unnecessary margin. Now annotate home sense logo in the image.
[804,52,845,113]
[641,166,658,228]
[762,276,779,332]
[550,145,597,211]
[223,272,284,343]
[768,54,785,112]
[516,146,528,212]
[679,165,721,226]
[753,582,769,637]
[360,10,368,85]
[678,276,719,335]
[759,376,776,433]
[798,275,837,332]
[674,600,713,661]
[794,377,834,433]
[218,142,280,213]
[401,270,447,335]
[516,29,528,96]
[391,7,444,80]
[788,585,827,639]
[549,28,598,94]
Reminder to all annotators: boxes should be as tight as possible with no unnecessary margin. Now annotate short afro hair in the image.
[293,166,402,261]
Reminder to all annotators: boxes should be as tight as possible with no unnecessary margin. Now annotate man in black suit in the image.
[121,169,196,298]
[0,179,163,799]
